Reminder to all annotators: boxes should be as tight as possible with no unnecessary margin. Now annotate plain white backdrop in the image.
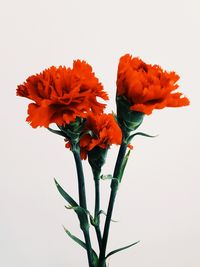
[0,0,199,266]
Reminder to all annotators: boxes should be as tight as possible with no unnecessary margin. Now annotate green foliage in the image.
[105,240,140,260]
[128,132,158,143]
[54,178,89,231]
[73,206,90,231]
[118,150,131,182]
[100,174,113,180]
[63,227,99,266]
[63,226,87,250]
[54,178,78,207]
[47,127,66,137]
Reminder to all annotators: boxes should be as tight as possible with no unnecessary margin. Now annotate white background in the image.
[0,0,199,266]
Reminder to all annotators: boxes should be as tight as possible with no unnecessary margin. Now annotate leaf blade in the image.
[54,178,78,207]
[118,150,131,182]
[128,132,158,143]
[105,240,140,259]
[63,226,87,250]
[63,226,99,266]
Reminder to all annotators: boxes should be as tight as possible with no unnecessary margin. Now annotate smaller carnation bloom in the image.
[117,54,190,115]
[79,113,122,159]
[17,60,108,128]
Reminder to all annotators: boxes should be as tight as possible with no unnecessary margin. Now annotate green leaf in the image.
[98,210,118,223]
[89,214,96,226]
[118,150,131,182]
[128,132,158,143]
[63,226,87,250]
[48,127,66,137]
[105,240,140,259]
[63,203,90,231]
[97,210,118,223]
[54,178,78,207]
[63,226,99,266]
[73,206,90,231]
[64,205,74,209]
[100,174,113,180]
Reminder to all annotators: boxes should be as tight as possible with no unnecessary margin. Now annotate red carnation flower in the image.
[117,54,189,115]
[79,113,122,159]
[17,60,108,128]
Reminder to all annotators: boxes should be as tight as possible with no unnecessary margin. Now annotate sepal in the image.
[58,117,86,146]
[116,96,144,137]
[88,147,108,177]
[47,127,66,137]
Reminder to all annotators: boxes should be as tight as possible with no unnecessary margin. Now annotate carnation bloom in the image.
[17,60,108,128]
[79,113,122,159]
[117,54,190,115]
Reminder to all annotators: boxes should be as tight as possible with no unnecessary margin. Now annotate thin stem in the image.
[94,176,102,249]
[98,141,127,267]
[83,231,94,267]
[73,148,94,267]
[73,149,87,209]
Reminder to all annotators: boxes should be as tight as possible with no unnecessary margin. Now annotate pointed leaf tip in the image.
[63,225,87,250]
[63,226,98,265]
[54,178,78,207]
[105,240,140,259]
[128,132,158,143]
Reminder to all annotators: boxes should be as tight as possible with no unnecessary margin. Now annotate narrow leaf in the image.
[47,127,66,137]
[89,214,96,226]
[73,206,90,231]
[105,240,140,259]
[100,174,113,180]
[63,226,87,250]
[128,132,158,143]
[64,205,73,209]
[97,210,118,223]
[54,178,78,207]
[63,226,99,266]
[118,150,131,182]
[66,205,95,229]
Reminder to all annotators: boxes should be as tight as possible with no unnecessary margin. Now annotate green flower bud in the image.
[88,146,108,178]
[116,96,144,138]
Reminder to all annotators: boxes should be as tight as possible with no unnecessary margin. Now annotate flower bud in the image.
[88,147,108,178]
[116,96,144,138]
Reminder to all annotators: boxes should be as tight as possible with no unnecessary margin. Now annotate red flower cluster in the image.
[17,60,108,128]
[117,54,189,115]
[79,113,122,159]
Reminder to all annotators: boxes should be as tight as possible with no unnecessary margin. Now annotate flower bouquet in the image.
[17,53,189,267]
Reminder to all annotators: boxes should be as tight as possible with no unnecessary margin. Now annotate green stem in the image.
[73,149,87,209]
[94,176,102,250]
[98,141,127,267]
[73,148,94,267]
